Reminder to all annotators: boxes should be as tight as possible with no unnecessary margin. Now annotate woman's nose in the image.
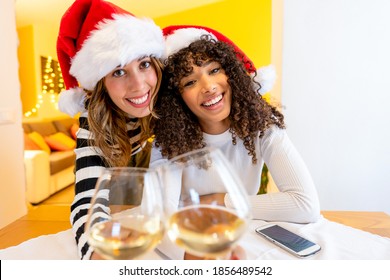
[127,72,144,91]
[200,77,216,94]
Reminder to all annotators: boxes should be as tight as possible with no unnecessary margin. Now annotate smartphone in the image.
[255,224,321,258]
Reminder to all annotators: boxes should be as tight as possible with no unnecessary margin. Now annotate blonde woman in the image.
[57,0,164,260]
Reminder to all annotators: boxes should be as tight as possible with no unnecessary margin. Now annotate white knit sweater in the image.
[150,125,321,259]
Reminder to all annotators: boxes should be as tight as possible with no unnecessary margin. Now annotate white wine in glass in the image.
[85,167,164,260]
[160,147,251,259]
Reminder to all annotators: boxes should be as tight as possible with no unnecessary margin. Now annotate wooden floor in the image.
[37,184,75,205]
[1,185,390,250]
[0,185,74,250]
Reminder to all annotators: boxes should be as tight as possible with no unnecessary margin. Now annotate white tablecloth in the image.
[1,216,389,260]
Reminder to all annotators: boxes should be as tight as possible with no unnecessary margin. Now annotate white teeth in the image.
[128,94,148,105]
[203,95,222,107]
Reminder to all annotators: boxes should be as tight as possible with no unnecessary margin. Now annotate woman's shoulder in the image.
[257,125,289,148]
[263,124,286,137]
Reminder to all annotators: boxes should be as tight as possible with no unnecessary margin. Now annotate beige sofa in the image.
[22,117,77,204]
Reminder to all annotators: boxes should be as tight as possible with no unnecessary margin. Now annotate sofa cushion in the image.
[27,132,51,154]
[49,150,76,175]
[22,123,32,134]
[26,121,58,137]
[44,132,76,151]
[70,123,79,140]
[24,133,41,150]
[53,118,77,138]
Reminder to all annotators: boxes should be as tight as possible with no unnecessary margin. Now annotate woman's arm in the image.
[250,126,321,223]
[71,113,107,260]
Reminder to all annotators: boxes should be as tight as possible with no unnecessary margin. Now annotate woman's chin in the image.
[126,107,151,118]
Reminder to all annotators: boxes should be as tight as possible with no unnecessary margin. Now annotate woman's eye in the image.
[113,69,125,77]
[140,60,151,69]
[210,67,220,74]
[183,80,195,87]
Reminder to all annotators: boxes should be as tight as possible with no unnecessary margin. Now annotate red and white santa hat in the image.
[163,25,276,94]
[56,0,164,116]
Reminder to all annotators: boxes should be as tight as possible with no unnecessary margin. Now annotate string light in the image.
[24,56,65,118]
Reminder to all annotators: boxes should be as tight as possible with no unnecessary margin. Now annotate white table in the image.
[1,216,389,260]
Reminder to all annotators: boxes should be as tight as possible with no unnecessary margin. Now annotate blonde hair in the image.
[86,57,163,167]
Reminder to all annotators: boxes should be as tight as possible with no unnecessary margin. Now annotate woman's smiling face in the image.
[180,60,232,134]
[104,57,157,118]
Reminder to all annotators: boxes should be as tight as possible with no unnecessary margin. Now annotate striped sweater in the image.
[70,111,147,260]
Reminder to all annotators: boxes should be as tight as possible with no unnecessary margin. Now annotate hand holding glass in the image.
[85,167,164,260]
[160,147,251,259]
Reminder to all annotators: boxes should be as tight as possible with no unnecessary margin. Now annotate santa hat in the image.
[57,0,164,116]
[162,25,276,94]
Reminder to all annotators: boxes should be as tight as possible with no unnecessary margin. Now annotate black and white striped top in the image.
[70,111,145,260]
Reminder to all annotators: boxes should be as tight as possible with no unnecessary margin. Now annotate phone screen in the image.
[257,225,316,253]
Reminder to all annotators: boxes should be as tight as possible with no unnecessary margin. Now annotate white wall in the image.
[281,0,390,214]
[0,0,28,228]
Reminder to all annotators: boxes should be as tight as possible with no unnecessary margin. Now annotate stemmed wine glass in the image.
[159,147,251,259]
[85,167,164,260]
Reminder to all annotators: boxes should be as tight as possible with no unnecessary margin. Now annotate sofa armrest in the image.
[24,150,51,204]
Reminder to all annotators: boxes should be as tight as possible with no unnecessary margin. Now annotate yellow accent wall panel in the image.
[154,0,272,68]
[17,25,37,114]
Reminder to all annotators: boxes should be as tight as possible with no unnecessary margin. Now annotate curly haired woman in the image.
[151,26,321,260]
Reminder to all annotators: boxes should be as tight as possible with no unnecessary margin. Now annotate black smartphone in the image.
[255,224,321,258]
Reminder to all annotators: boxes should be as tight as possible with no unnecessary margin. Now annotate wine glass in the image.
[159,147,251,259]
[85,167,164,260]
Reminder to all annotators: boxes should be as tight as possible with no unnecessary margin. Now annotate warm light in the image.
[24,56,63,118]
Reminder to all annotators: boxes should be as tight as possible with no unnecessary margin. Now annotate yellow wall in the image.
[33,24,58,59]
[17,23,61,118]
[17,25,37,113]
[154,0,272,69]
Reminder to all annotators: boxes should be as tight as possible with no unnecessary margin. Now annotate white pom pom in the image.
[58,87,86,117]
[252,64,277,94]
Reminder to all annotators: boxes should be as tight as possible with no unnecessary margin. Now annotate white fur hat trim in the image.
[253,65,277,94]
[163,28,217,60]
[58,87,86,117]
[70,14,164,90]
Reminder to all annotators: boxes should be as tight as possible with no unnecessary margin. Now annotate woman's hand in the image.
[229,246,246,260]
[183,192,244,260]
[184,246,246,260]
[199,193,226,205]
[90,251,105,260]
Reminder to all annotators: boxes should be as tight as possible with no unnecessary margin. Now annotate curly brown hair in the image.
[153,38,285,164]
[86,57,163,167]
